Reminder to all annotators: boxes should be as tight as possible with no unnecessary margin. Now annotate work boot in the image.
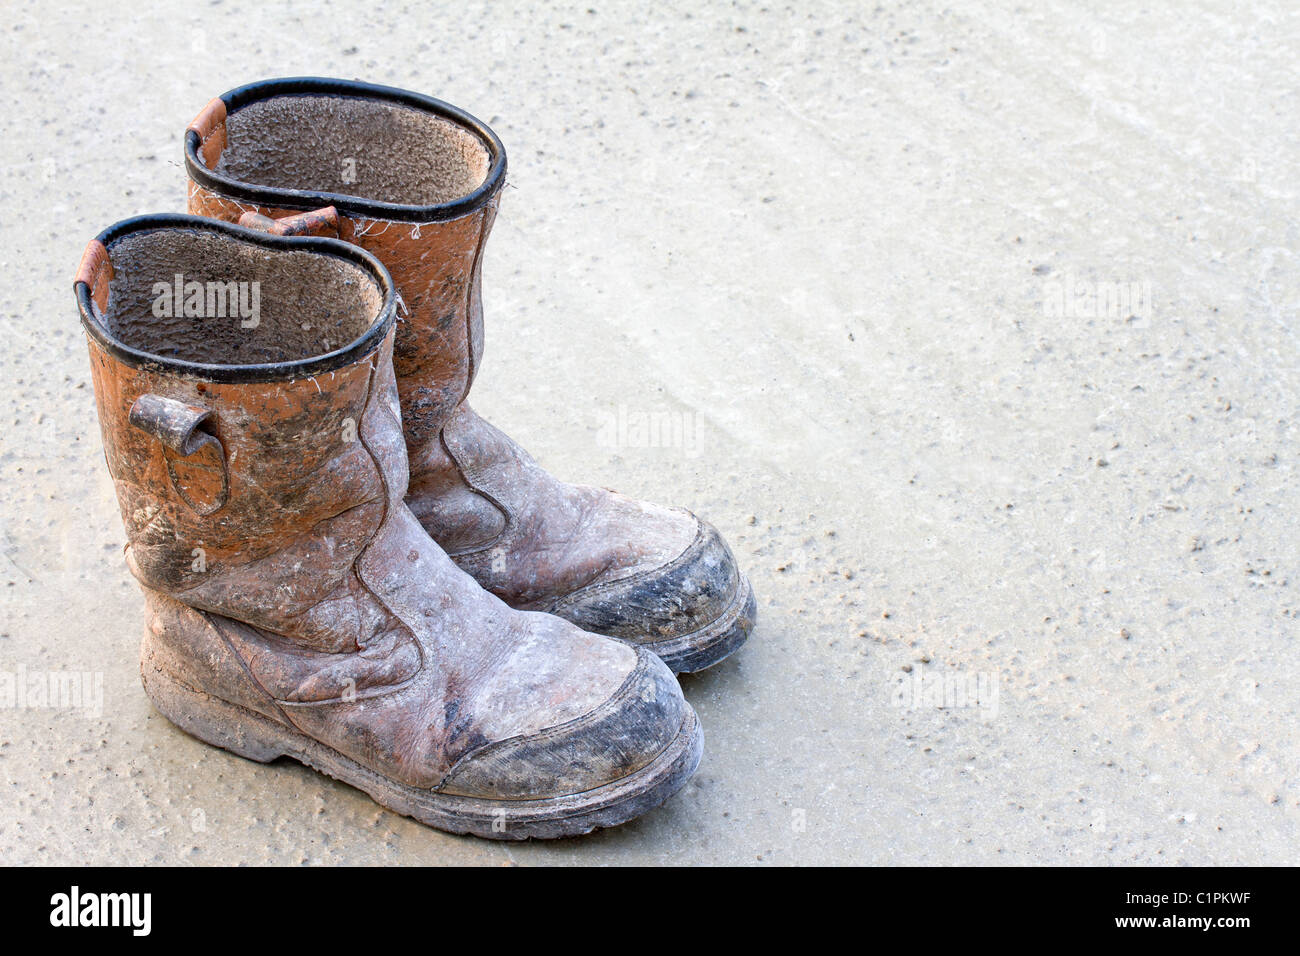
[184,77,756,673]
[75,214,702,839]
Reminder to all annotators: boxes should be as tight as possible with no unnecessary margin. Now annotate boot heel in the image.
[141,664,291,764]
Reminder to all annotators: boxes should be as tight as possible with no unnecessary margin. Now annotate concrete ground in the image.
[1,0,1296,865]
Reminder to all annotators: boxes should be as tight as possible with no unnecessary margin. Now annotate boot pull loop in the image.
[239,206,341,239]
[187,97,228,169]
[73,239,113,311]
[128,395,230,517]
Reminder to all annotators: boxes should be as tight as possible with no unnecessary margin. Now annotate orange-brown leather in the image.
[187,97,228,169]
[75,239,112,310]
[189,185,492,450]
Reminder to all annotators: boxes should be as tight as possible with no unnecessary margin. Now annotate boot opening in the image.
[215,94,492,207]
[96,227,385,366]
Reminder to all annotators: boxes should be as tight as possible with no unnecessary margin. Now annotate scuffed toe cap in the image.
[548,515,743,644]
[435,648,691,800]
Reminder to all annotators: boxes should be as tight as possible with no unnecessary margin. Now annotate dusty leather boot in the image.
[183,77,756,673]
[74,214,702,839]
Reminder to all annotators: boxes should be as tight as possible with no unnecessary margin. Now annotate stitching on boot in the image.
[460,195,497,398]
[435,426,512,556]
[202,613,300,731]
[347,352,428,678]
[200,121,226,148]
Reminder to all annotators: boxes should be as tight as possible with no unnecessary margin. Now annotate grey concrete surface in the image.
[0,0,1297,865]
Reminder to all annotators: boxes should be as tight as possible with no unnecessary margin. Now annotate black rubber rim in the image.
[184,76,507,223]
[74,214,397,384]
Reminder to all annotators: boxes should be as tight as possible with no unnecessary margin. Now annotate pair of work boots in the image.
[75,77,755,840]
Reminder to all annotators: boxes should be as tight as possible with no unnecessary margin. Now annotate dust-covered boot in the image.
[183,77,756,673]
[75,214,701,839]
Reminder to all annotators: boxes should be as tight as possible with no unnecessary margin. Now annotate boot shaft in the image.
[184,78,506,447]
[75,215,404,649]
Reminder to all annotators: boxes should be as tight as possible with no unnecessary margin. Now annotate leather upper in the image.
[84,220,691,797]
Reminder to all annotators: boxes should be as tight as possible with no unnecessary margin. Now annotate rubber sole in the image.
[648,573,757,674]
[141,664,703,841]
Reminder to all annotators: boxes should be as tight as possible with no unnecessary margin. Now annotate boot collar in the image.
[74,214,397,384]
[184,76,507,224]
